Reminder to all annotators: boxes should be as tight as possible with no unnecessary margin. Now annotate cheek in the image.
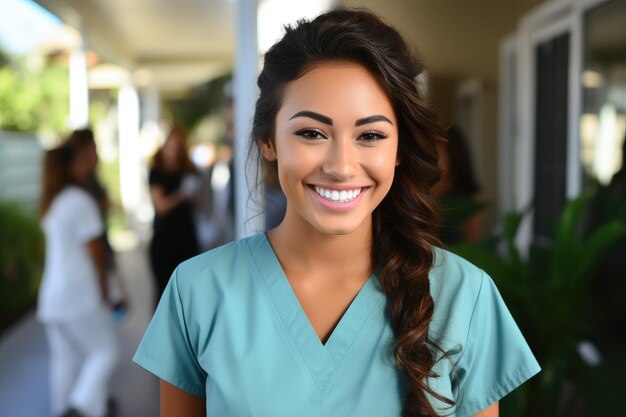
[274,140,319,179]
[369,144,398,181]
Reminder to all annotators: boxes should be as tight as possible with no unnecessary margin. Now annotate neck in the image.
[267,211,373,284]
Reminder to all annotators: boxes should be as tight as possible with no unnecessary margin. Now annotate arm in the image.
[160,379,205,417]
[151,184,186,216]
[87,236,109,303]
[472,401,499,417]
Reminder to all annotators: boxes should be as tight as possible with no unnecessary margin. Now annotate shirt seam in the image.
[450,270,485,410]
[173,267,208,383]
[455,270,485,367]
[321,293,386,392]
[243,236,324,393]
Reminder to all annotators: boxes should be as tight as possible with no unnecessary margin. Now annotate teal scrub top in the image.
[133,233,540,416]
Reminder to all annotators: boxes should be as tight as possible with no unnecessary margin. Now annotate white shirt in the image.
[37,186,104,322]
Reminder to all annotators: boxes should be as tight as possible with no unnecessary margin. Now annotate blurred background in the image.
[0,0,624,416]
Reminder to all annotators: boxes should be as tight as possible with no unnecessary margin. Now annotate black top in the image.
[149,168,199,296]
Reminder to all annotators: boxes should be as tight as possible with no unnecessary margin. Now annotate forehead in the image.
[278,61,396,122]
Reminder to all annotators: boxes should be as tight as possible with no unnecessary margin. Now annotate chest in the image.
[193,270,407,416]
[287,276,366,344]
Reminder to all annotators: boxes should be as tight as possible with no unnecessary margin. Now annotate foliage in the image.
[449,190,626,417]
[0,202,44,332]
[0,47,69,132]
[167,73,232,131]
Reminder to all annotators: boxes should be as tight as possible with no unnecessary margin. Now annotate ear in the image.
[259,139,277,161]
[395,151,402,166]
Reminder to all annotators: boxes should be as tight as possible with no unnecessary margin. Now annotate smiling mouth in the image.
[313,185,363,203]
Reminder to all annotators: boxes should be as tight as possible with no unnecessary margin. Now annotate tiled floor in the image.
[0,243,160,417]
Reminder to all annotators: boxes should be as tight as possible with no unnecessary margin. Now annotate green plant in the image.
[0,202,44,332]
[449,190,626,417]
[0,46,69,133]
[167,73,232,131]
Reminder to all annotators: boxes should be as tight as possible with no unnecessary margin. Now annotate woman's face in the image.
[162,131,185,168]
[69,146,95,184]
[262,61,399,236]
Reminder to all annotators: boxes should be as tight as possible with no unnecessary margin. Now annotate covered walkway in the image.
[0,240,159,417]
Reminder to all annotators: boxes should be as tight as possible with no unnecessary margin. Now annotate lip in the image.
[307,185,369,213]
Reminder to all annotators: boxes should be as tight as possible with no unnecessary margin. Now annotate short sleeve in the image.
[71,191,104,243]
[133,268,207,397]
[453,271,541,416]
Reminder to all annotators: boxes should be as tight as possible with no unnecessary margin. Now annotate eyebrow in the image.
[355,115,393,126]
[289,111,333,125]
[289,111,393,127]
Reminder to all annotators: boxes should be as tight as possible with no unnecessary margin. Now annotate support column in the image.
[233,0,261,238]
[137,82,161,223]
[117,82,142,223]
[68,35,89,129]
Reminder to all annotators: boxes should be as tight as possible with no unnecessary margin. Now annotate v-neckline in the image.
[245,233,385,391]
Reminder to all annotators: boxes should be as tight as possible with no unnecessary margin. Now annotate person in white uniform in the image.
[37,142,118,417]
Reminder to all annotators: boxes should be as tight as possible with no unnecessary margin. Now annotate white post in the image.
[117,82,142,223]
[68,35,89,129]
[234,0,262,238]
[137,82,161,224]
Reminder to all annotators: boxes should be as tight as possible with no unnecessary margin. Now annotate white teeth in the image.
[314,186,362,203]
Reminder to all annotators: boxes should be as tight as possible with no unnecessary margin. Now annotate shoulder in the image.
[55,186,98,212]
[430,247,485,302]
[428,247,487,349]
[172,234,263,299]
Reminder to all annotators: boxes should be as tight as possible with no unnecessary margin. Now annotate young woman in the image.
[148,126,200,301]
[134,9,540,417]
[38,142,118,417]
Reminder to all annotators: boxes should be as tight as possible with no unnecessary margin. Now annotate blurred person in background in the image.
[148,125,200,303]
[435,125,485,245]
[67,128,128,318]
[37,141,119,417]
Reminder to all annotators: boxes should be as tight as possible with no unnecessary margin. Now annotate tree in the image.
[0,46,69,133]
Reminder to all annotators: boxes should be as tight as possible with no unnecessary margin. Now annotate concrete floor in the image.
[0,243,160,417]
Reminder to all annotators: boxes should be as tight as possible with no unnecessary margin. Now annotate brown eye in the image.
[294,129,327,140]
[359,130,388,142]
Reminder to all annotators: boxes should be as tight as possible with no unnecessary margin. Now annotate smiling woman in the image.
[260,62,399,236]
[133,8,540,417]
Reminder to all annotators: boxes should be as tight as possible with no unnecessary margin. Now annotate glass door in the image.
[580,0,626,187]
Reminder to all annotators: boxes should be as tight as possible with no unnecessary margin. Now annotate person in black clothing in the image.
[434,125,485,245]
[149,126,200,302]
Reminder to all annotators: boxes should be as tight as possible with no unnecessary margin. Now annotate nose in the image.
[322,139,358,180]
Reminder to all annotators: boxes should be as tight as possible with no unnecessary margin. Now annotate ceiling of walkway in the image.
[36,0,547,97]
[35,0,235,96]
[35,0,626,99]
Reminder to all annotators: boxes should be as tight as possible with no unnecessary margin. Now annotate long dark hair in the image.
[252,8,453,416]
[151,125,196,173]
[40,144,74,216]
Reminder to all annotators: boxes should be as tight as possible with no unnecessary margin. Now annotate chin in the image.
[310,217,368,237]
